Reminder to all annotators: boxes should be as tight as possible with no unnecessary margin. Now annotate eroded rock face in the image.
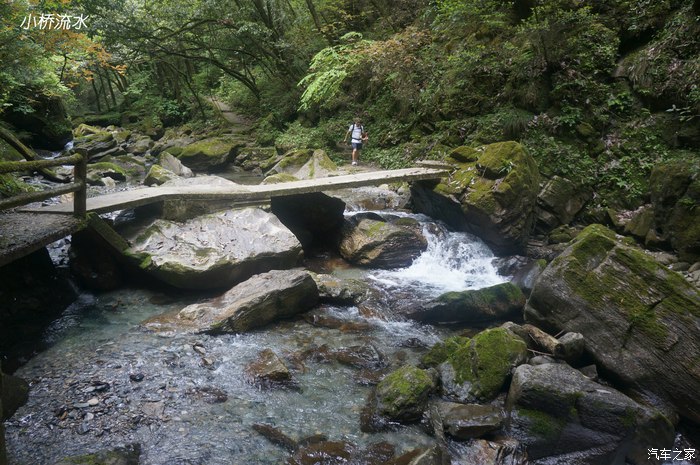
[176,269,319,333]
[123,208,303,290]
[411,141,540,255]
[338,213,428,268]
[525,224,700,424]
[649,160,700,262]
[506,363,674,465]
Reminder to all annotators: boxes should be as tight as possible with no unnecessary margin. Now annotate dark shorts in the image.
[352,142,363,150]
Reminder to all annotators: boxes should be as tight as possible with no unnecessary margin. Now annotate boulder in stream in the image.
[175,269,319,333]
[506,363,674,465]
[374,365,437,423]
[245,349,294,388]
[338,213,427,268]
[123,207,303,290]
[525,224,700,424]
[437,327,528,403]
[408,282,525,325]
[176,136,245,171]
[411,141,540,255]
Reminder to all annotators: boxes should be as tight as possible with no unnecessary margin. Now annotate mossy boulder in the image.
[438,327,528,403]
[507,363,674,465]
[122,208,303,290]
[73,123,103,138]
[143,164,175,186]
[649,160,700,261]
[525,224,700,423]
[266,148,337,179]
[337,213,427,268]
[261,173,298,184]
[411,141,540,255]
[73,131,117,157]
[234,146,279,171]
[177,136,245,171]
[86,161,127,185]
[408,282,525,324]
[375,365,437,422]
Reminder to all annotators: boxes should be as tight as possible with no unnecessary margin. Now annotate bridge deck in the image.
[0,212,85,267]
[23,168,446,214]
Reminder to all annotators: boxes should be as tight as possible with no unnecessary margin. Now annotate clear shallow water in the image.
[5,213,504,464]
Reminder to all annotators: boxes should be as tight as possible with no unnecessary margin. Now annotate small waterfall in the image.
[369,221,505,299]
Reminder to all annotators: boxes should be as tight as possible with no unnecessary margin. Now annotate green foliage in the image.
[298,32,375,111]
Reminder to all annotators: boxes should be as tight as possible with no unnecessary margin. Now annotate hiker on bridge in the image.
[343,118,368,166]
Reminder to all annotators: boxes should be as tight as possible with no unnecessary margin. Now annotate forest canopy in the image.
[1,0,699,207]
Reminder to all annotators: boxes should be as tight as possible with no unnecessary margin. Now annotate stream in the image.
[4,211,506,464]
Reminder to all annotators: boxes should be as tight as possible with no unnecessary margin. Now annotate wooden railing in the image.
[0,152,87,217]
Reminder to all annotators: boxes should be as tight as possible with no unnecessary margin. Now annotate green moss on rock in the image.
[420,336,470,368]
[376,365,436,422]
[446,327,527,400]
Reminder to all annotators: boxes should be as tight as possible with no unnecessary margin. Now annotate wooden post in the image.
[73,150,87,218]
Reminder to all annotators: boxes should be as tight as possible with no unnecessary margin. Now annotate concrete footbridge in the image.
[1,166,447,267]
[22,167,447,214]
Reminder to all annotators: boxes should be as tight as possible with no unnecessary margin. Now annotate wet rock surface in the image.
[121,208,303,290]
[506,363,674,465]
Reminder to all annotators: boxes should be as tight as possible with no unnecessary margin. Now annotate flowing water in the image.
[4,213,506,464]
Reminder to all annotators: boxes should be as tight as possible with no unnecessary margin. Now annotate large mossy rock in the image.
[524,224,700,423]
[649,160,700,261]
[338,213,428,268]
[123,208,303,290]
[266,149,338,179]
[408,282,524,324]
[176,269,318,333]
[507,363,674,465]
[437,327,528,403]
[411,141,540,255]
[375,365,437,422]
[176,136,245,171]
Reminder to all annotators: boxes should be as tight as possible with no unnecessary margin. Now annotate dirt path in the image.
[206,97,254,133]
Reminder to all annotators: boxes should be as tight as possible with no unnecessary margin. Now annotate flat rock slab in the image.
[144,269,319,333]
[123,208,303,290]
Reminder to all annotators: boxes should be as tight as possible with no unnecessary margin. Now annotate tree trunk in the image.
[0,127,69,182]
